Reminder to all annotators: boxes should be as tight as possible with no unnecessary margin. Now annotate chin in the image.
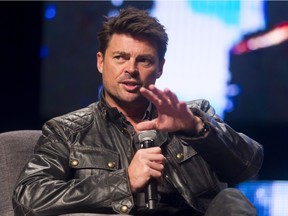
[122,95,145,104]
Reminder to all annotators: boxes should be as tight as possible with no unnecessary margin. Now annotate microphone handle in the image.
[146,178,157,209]
[142,140,158,209]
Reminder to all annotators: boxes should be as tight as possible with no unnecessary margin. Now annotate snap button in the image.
[120,205,129,213]
[108,161,116,168]
[176,153,184,160]
[70,159,79,167]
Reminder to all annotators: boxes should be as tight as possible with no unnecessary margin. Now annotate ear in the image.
[97,52,104,74]
[156,58,165,78]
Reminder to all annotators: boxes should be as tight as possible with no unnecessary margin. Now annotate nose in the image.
[125,59,138,75]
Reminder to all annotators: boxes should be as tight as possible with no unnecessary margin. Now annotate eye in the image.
[113,52,131,63]
[113,55,126,63]
[138,56,154,67]
[113,55,121,60]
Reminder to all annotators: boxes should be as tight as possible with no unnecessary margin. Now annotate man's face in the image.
[97,33,164,108]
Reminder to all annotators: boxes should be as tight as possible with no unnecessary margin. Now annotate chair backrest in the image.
[0,130,42,216]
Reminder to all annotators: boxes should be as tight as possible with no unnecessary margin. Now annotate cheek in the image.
[141,71,158,84]
[102,64,123,81]
[146,68,158,79]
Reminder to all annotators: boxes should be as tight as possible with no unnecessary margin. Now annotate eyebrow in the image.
[112,51,129,56]
[112,51,155,60]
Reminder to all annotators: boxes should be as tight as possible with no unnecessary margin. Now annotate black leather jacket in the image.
[12,96,263,216]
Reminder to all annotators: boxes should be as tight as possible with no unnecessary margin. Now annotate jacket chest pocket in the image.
[168,138,218,195]
[69,146,120,179]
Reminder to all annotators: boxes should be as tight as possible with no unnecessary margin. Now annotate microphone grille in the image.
[138,130,157,142]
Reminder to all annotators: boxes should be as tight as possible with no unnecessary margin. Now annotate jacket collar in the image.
[98,89,156,123]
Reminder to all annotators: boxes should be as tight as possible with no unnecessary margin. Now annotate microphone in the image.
[138,130,158,210]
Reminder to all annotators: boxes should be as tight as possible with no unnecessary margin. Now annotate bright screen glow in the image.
[151,0,265,118]
[237,181,288,216]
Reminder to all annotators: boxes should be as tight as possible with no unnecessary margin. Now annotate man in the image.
[13,7,263,216]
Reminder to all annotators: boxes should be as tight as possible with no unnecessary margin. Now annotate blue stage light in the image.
[40,45,49,59]
[45,4,56,20]
[111,0,124,7]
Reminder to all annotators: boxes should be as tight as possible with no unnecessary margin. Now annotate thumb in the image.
[136,120,156,131]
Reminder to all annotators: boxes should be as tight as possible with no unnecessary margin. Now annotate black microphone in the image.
[138,130,158,210]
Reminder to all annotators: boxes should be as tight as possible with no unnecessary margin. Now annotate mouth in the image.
[121,80,141,92]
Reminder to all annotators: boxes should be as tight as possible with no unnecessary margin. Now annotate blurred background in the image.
[1,1,288,215]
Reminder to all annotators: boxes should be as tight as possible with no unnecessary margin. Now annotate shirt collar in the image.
[99,89,153,123]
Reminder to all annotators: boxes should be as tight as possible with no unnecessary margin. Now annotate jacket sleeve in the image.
[12,119,134,216]
[181,99,264,184]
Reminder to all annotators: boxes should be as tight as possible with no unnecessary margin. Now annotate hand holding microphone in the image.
[128,130,164,210]
[138,130,158,210]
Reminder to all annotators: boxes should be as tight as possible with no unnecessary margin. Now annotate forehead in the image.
[106,33,158,55]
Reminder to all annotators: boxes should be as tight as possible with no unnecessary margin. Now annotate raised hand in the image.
[136,84,203,134]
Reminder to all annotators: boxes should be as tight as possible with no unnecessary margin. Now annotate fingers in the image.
[164,88,179,105]
[146,162,164,180]
[142,159,164,181]
[139,85,195,133]
[140,85,160,105]
[136,119,156,131]
[140,85,180,108]
[137,147,165,164]
[147,160,164,169]
[128,147,165,192]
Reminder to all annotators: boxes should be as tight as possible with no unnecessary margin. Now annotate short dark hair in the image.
[97,7,168,60]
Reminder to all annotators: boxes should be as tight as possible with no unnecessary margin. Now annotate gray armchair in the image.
[0,130,42,216]
[0,130,116,216]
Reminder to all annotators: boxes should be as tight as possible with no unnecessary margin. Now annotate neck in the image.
[118,104,148,134]
[101,90,149,127]
[119,103,147,122]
